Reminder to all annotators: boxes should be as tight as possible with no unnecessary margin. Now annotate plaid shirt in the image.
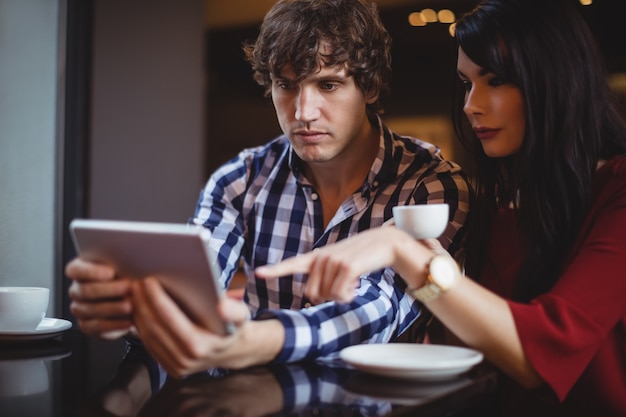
[191,116,470,362]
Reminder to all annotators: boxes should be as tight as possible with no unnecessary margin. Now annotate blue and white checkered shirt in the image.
[191,116,470,362]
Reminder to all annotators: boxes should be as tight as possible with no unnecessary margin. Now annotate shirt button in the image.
[373,181,379,187]
[304,302,312,308]
[311,193,319,200]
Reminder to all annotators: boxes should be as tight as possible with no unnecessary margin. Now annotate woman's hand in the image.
[258,226,544,388]
[255,226,435,304]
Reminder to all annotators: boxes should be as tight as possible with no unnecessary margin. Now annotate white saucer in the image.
[340,343,483,381]
[0,318,72,342]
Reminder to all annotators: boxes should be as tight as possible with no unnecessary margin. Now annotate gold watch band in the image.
[410,279,443,303]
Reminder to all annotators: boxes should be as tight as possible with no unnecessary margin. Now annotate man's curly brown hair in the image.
[243,0,392,115]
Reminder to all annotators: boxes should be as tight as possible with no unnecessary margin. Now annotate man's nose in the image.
[295,88,321,122]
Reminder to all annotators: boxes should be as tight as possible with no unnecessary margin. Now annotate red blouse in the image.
[480,155,626,416]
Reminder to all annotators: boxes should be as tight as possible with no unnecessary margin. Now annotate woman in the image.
[256,0,626,415]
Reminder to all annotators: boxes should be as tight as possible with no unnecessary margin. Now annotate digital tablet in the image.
[69,218,233,336]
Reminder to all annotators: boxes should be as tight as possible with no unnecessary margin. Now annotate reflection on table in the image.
[0,338,71,417]
[0,331,498,417]
[84,343,498,417]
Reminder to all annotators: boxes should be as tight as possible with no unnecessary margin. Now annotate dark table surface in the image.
[0,328,499,417]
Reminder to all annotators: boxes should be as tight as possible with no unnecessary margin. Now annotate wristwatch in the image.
[410,254,461,303]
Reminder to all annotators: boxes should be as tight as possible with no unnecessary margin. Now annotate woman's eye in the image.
[488,76,506,87]
[460,80,472,91]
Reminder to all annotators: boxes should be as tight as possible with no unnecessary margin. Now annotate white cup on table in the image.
[0,287,49,332]
[392,203,449,239]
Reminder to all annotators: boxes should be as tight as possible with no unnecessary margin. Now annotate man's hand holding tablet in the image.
[66,219,284,376]
[68,219,234,337]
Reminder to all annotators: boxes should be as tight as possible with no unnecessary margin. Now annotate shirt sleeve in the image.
[257,268,421,362]
[190,152,252,289]
[509,172,626,400]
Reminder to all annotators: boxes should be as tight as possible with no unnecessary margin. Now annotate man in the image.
[66,0,470,377]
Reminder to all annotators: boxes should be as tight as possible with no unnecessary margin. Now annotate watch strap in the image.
[410,280,443,303]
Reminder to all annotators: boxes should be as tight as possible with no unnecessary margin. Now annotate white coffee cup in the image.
[392,203,449,239]
[0,287,49,332]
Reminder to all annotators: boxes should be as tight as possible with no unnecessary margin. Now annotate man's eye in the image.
[276,81,293,90]
[320,83,337,91]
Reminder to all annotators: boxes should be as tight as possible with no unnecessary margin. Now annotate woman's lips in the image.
[474,128,500,140]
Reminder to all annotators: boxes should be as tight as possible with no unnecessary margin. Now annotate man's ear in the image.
[365,90,379,105]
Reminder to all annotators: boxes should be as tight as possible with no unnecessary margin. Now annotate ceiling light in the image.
[437,9,455,24]
[420,9,438,23]
[408,12,426,27]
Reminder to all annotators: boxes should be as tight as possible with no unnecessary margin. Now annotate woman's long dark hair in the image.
[453,0,626,301]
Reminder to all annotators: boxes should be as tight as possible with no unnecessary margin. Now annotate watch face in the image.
[430,256,459,289]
